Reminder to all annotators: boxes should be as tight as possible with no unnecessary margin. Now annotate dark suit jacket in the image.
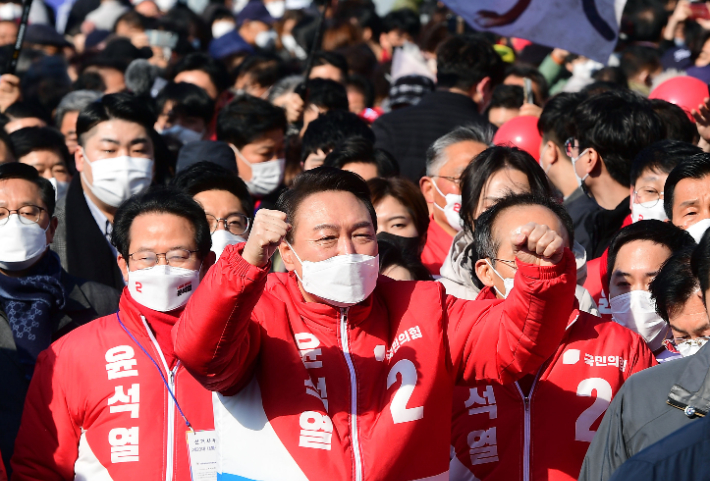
[372,90,491,181]
[0,267,119,473]
[51,176,125,290]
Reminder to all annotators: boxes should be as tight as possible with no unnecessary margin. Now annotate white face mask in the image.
[211,229,246,260]
[155,0,176,11]
[255,30,277,49]
[485,259,515,299]
[687,218,710,243]
[234,148,285,197]
[0,215,49,271]
[212,20,235,39]
[49,177,69,202]
[0,2,21,20]
[611,290,670,352]
[433,180,463,232]
[265,0,285,18]
[631,200,668,223]
[128,265,200,312]
[82,154,154,208]
[571,148,590,188]
[281,34,307,59]
[676,337,709,357]
[232,0,249,14]
[161,125,203,145]
[288,243,379,308]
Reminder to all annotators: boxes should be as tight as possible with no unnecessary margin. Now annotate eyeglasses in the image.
[434,175,462,186]
[564,137,579,158]
[0,205,46,226]
[205,213,251,236]
[128,249,199,269]
[490,258,518,271]
[633,188,664,206]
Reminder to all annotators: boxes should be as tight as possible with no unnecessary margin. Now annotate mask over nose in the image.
[160,125,203,145]
[485,259,515,299]
[610,290,670,352]
[82,153,154,208]
[631,200,667,223]
[128,265,201,312]
[288,242,379,308]
[687,218,710,243]
[675,337,709,357]
[0,215,49,271]
[432,181,463,232]
[234,148,285,197]
[255,30,277,49]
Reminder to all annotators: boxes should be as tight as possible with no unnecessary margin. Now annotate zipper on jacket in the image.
[667,398,707,417]
[340,308,363,481]
[141,317,178,481]
[515,373,541,481]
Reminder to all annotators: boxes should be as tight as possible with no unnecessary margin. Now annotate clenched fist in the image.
[511,222,565,267]
[242,209,291,268]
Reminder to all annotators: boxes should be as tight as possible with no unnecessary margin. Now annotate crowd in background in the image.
[2,0,710,479]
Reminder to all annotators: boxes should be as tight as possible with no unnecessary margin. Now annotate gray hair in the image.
[55,90,103,129]
[267,75,303,103]
[425,124,496,176]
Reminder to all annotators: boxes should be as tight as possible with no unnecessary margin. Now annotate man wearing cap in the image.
[236,0,276,49]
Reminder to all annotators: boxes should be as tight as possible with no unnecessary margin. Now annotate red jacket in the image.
[11,293,214,481]
[421,216,454,277]
[173,244,577,481]
[450,287,657,481]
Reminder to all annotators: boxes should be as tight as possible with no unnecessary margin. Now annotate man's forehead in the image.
[0,178,43,201]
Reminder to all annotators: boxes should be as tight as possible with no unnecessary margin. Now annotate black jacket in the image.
[563,186,601,256]
[50,176,125,290]
[579,342,710,481]
[0,266,119,473]
[607,413,710,481]
[372,90,490,181]
[584,196,631,259]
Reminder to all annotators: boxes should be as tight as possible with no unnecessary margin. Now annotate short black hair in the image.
[275,167,376,243]
[381,8,420,38]
[488,84,524,111]
[650,98,698,144]
[538,92,587,148]
[620,45,661,80]
[235,55,286,91]
[624,0,668,43]
[305,78,349,111]
[301,110,374,162]
[10,126,73,173]
[111,185,212,260]
[630,140,702,187]
[5,101,49,124]
[651,247,698,322]
[323,137,399,178]
[436,34,505,92]
[172,161,254,217]
[592,67,628,88]
[0,162,56,216]
[312,51,348,82]
[170,52,231,94]
[156,81,215,124]
[665,152,710,220]
[474,193,574,263]
[460,146,554,234]
[504,64,549,103]
[607,220,695,282]
[377,236,432,281]
[572,90,665,187]
[346,74,375,109]
[216,95,287,149]
[76,92,156,146]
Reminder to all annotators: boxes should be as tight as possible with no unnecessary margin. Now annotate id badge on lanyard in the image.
[187,430,217,481]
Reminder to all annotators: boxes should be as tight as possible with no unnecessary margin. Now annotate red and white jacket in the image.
[173,244,577,481]
[449,286,657,481]
[11,293,214,481]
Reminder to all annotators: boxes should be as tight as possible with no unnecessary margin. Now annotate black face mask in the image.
[376,232,421,258]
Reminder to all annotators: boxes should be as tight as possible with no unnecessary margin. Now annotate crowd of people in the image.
[2,0,710,479]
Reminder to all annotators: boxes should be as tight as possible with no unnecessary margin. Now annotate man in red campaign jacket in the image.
[11,188,216,481]
[450,193,657,481]
[173,167,576,481]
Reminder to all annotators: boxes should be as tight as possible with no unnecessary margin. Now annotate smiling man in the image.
[51,93,156,290]
[174,167,578,480]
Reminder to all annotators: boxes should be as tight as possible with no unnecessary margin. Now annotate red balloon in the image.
[649,76,709,122]
[492,115,542,158]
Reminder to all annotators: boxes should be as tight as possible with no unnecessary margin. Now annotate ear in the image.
[474,76,492,110]
[117,254,129,284]
[475,258,496,288]
[419,176,435,204]
[46,216,58,244]
[279,240,297,272]
[199,251,216,280]
[542,140,558,166]
[74,145,85,173]
[629,186,635,210]
[586,147,602,176]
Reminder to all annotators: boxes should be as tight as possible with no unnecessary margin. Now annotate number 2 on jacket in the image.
[575,378,612,442]
[387,359,424,424]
